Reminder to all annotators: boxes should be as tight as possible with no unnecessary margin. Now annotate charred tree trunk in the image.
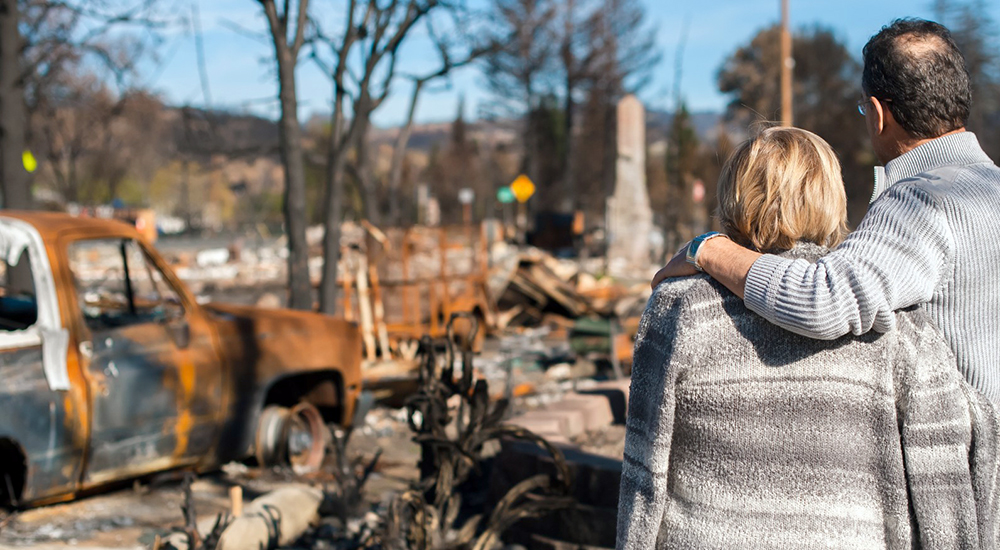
[560,0,575,214]
[562,78,575,213]
[318,94,348,315]
[386,80,424,227]
[259,0,312,311]
[354,106,379,226]
[0,0,31,209]
[275,55,312,310]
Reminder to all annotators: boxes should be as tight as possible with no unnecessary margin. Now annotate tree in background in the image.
[0,0,162,209]
[384,13,496,227]
[481,0,557,188]
[30,73,165,205]
[559,0,658,213]
[527,95,567,208]
[0,0,28,209]
[718,25,872,226]
[660,102,703,247]
[309,0,450,315]
[423,101,488,225]
[572,83,615,223]
[482,0,658,224]
[933,0,1000,160]
[255,0,312,310]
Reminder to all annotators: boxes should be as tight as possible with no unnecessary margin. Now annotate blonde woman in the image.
[616,127,1000,549]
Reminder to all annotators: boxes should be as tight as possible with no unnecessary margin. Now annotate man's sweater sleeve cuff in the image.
[744,254,792,315]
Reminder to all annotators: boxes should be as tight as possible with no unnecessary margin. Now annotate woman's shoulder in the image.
[647,273,739,324]
[652,273,735,305]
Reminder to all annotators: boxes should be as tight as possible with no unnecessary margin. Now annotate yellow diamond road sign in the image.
[510,174,535,203]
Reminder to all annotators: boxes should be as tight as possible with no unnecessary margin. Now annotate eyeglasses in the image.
[857,97,892,116]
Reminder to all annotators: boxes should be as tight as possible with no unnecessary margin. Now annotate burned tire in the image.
[255,405,289,467]
[254,403,328,473]
[287,402,327,473]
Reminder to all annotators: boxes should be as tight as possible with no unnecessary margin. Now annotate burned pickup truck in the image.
[0,212,363,507]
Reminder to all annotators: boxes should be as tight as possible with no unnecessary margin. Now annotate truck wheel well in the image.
[0,439,26,508]
[262,371,344,425]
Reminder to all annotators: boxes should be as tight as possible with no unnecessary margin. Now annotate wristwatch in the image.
[685,231,728,272]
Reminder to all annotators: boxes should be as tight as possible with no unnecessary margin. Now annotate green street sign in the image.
[496,186,515,204]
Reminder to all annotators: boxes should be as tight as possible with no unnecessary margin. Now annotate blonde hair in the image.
[716,126,848,253]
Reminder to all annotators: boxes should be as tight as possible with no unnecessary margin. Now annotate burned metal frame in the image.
[340,223,497,361]
[382,313,574,549]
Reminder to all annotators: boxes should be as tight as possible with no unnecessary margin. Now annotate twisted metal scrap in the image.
[165,472,232,550]
[392,313,575,550]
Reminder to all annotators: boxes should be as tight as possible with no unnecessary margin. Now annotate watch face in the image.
[686,239,700,264]
[687,232,719,270]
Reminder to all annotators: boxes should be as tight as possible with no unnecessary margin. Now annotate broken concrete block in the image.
[578,378,631,425]
[489,441,622,547]
[491,440,622,510]
[523,409,586,438]
[507,414,563,437]
[555,394,614,431]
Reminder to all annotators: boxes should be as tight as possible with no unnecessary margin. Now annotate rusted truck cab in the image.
[0,212,362,507]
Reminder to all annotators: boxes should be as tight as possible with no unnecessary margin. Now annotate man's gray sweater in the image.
[745,132,1000,402]
[617,245,1000,549]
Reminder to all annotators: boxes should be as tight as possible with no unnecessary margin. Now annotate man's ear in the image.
[870,97,887,135]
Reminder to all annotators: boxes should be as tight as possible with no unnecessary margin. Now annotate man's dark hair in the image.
[862,18,971,138]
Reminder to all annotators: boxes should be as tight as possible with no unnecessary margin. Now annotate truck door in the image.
[67,238,222,484]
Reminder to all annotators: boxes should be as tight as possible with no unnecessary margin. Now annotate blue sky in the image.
[140,0,1000,127]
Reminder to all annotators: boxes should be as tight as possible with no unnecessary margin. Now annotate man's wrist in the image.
[686,232,729,271]
[696,236,761,300]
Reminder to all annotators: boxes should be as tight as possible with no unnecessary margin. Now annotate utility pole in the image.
[780,0,793,126]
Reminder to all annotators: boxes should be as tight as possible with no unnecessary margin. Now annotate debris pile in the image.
[489,244,649,330]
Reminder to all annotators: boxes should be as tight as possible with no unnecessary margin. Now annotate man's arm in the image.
[652,182,955,340]
[651,237,759,298]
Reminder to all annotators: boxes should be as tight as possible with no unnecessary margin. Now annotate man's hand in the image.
[651,242,698,289]
[650,236,760,299]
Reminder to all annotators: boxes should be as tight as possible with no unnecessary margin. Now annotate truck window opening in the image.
[0,256,38,332]
[68,239,183,331]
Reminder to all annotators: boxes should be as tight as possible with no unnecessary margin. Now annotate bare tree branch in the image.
[219,18,271,43]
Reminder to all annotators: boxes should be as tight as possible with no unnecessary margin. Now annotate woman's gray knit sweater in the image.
[617,244,1000,550]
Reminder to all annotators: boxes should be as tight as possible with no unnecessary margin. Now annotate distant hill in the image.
[646,109,745,145]
[165,107,281,160]
[163,105,736,161]
[366,110,733,155]
[367,118,521,152]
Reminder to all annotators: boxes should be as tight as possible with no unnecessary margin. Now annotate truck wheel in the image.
[255,405,289,467]
[254,403,328,473]
[287,402,327,474]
